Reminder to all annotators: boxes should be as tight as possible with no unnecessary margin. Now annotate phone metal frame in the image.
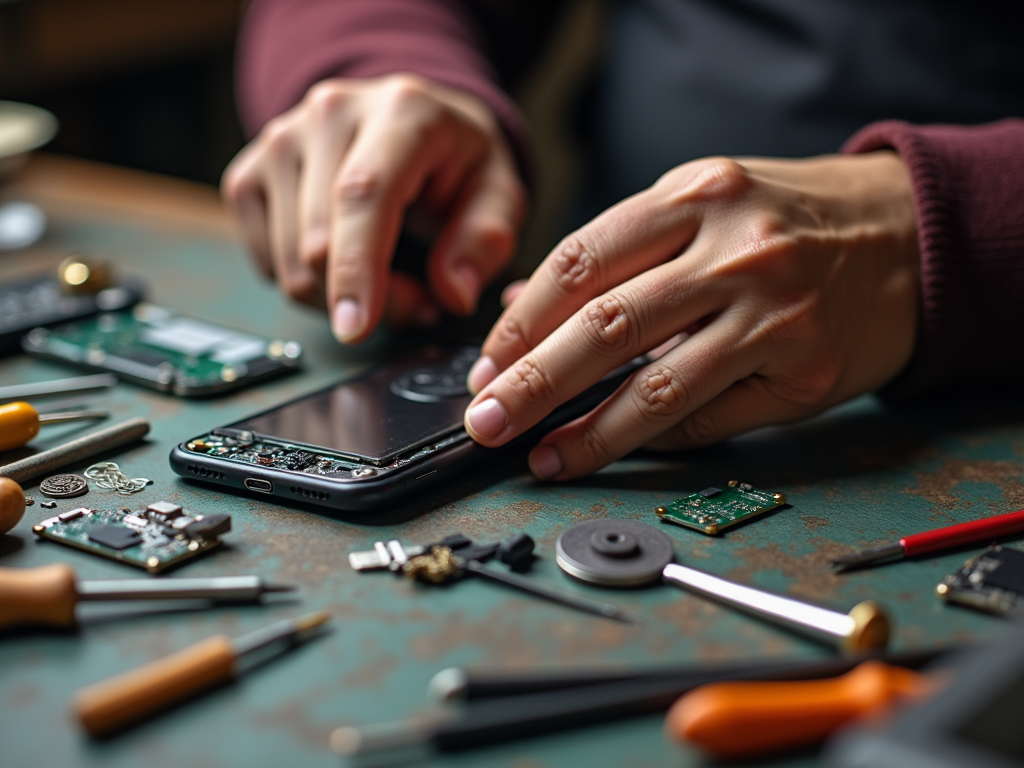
[169,354,646,512]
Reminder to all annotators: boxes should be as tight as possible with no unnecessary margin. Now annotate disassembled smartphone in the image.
[22,302,302,396]
[170,347,646,512]
[0,273,143,355]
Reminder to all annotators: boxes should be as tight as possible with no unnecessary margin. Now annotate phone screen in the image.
[229,348,476,466]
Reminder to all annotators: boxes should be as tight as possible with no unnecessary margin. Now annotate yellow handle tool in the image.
[0,401,108,452]
[664,660,935,760]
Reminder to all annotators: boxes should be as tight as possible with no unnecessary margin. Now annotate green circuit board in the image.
[22,303,302,395]
[656,481,787,535]
[32,503,231,573]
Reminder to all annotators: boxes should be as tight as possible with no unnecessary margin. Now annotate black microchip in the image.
[184,513,231,539]
[699,487,722,498]
[87,524,143,550]
[982,548,1024,594]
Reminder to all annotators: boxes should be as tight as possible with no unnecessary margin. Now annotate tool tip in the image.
[295,610,331,632]
[262,583,297,593]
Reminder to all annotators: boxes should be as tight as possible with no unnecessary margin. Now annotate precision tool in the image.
[403,545,633,623]
[0,401,109,452]
[331,651,949,757]
[831,508,1024,571]
[0,563,294,630]
[0,417,149,486]
[662,563,889,654]
[665,661,935,760]
[0,373,117,403]
[428,647,950,703]
[555,518,890,653]
[74,610,330,737]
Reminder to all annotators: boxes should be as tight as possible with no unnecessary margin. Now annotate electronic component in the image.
[33,503,231,573]
[937,545,1024,616]
[22,303,302,396]
[0,274,143,356]
[656,480,787,534]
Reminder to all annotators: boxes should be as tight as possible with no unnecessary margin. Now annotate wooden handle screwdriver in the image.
[74,611,330,737]
[664,661,936,760]
[0,564,295,630]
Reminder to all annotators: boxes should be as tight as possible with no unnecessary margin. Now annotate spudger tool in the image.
[831,508,1024,572]
[0,401,109,452]
[330,648,951,757]
[74,610,330,737]
[0,563,295,630]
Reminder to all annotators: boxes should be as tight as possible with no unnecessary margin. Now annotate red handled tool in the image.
[831,508,1024,571]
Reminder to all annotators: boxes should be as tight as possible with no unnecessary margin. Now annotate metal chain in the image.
[84,461,152,495]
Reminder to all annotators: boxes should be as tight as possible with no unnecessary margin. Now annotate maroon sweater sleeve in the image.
[237,0,531,172]
[843,119,1024,396]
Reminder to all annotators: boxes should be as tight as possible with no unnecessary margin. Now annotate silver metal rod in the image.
[465,561,635,623]
[662,563,889,654]
[0,417,150,485]
[0,374,117,402]
[77,575,294,603]
[37,409,109,425]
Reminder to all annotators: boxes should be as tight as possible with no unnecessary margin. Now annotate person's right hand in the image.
[222,74,526,342]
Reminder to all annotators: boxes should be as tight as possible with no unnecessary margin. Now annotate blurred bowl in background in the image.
[0,100,58,180]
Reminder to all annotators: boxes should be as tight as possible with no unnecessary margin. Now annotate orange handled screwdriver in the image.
[0,563,295,630]
[664,660,937,760]
[0,401,108,452]
[74,611,330,736]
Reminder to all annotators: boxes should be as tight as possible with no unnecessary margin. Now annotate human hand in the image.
[222,74,526,342]
[463,153,920,479]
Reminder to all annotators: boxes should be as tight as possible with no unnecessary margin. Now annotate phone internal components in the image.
[937,545,1024,616]
[656,481,787,535]
[33,504,231,573]
[22,303,302,396]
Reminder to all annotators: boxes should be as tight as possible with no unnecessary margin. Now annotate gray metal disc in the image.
[556,518,674,587]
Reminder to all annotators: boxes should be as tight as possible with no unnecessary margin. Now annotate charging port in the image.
[244,477,273,493]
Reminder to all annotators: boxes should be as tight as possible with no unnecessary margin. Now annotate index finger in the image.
[326,97,484,342]
[468,158,739,392]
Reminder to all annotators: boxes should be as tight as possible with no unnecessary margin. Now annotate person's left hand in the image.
[461,152,921,480]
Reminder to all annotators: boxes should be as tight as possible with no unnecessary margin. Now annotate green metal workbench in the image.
[0,165,1017,768]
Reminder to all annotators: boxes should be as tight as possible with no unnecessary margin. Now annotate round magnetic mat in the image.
[556,518,674,587]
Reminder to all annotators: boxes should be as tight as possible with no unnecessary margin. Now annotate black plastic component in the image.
[184,513,232,539]
[699,487,722,498]
[87,524,143,550]
[498,533,536,572]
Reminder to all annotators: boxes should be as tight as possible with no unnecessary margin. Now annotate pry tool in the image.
[831,508,1024,572]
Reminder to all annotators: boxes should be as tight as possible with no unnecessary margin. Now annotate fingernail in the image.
[451,262,481,314]
[467,355,499,394]
[465,398,508,440]
[529,445,563,480]
[332,299,362,341]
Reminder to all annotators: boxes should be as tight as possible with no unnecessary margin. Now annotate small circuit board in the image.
[655,481,786,535]
[22,303,302,396]
[938,545,1024,616]
[182,427,467,480]
[32,501,231,573]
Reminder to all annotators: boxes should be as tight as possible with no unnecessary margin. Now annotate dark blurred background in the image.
[0,0,246,186]
[0,0,601,266]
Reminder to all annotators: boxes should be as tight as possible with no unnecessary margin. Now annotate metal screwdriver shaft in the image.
[465,560,635,623]
[662,563,890,654]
